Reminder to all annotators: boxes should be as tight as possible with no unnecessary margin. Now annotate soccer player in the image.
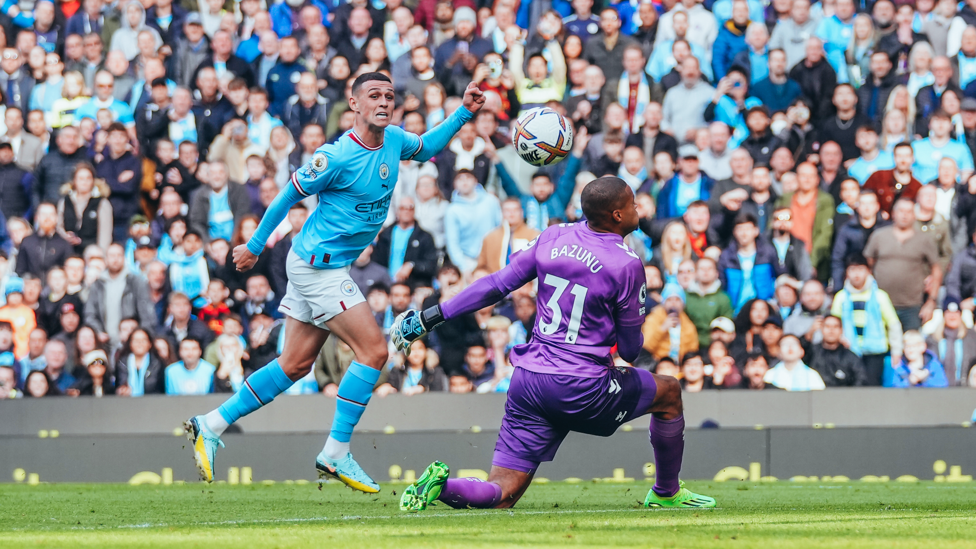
[182,72,486,492]
[390,176,716,510]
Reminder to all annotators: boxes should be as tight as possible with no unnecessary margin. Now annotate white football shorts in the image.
[279,248,366,327]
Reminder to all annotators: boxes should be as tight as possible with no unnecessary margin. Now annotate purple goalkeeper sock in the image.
[650,414,685,497]
[438,478,503,509]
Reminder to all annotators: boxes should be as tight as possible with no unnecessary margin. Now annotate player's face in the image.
[352,81,396,129]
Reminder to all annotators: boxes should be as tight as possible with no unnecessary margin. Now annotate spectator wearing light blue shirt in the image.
[245,88,283,154]
[74,71,136,127]
[815,0,856,83]
[165,337,216,395]
[849,125,895,184]
[912,110,975,183]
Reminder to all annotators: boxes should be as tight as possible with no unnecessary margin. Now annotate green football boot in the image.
[644,481,716,508]
[400,460,451,512]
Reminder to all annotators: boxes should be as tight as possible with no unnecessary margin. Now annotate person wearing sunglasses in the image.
[0,47,34,113]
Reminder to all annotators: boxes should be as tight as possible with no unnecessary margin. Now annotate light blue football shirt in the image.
[912,138,975,184]
[248,105,474,269]
[848,151,895,184]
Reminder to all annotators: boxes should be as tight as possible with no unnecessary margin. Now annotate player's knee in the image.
[657,375,683,415]
[359,347,389,370]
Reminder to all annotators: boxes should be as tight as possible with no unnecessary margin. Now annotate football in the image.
[511,107,575,167]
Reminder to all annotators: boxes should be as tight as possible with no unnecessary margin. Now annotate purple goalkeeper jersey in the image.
[469,222,646,378]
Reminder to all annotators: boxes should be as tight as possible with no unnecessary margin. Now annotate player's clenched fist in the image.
[233,244,259,272]
[462,82,486,113]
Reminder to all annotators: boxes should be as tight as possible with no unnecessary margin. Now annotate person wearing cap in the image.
[925,296,976,386]
[685,256,734,347]
[655,143,715,219]
[172,13,210,87]
[66,349,115,397]
[709,316,736,345]
[705,67,762,149]
[717,212,778,313]
[431,6,492,97]
[641,282,700,362]
[831,252,904,385]
[0,276,36,359]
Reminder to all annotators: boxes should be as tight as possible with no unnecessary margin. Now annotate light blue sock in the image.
[330,361,381,443]
[216,360,294,426]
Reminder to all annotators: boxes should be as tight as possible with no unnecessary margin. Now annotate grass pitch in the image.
[2,482,975,548]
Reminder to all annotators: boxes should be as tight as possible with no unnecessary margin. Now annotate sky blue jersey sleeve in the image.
[405,105,475,162]
[245,146,336,255]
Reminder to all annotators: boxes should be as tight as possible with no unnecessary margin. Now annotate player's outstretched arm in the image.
[391,244,537,353]
[407,83,485,163]
[235,173,307,271]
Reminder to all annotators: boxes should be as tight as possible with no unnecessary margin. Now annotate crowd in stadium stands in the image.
[6,0,976,400]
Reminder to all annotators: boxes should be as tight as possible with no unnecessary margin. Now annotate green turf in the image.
[2,482,975,548]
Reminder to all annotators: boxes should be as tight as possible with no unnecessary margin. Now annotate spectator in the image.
[15,203,72,278]
[23,369,59,397]
[689,122,728,181]
[685,257,734,348]
[461,343,493,387]
[475,198,539,275]
[75,70,135,126]
[926,296,976,386]
[807,315,869,386]
[789,37,837,121]
[85,242,156,347]
[377,339,447,396]
[0,277,33,358]
[849,125,895,185]
[912,109,975,184]
[763,333,826,390]
[777,162,834,282]
[718,213,777,313]
[711,0,750,81]
[0,142,33,221]
[679,351,714,392]
[189,160,250,245]
[163,291,213,350]
[164,336,215,395]
[0,46,34,113]
[751,48,802,113]
[653,222,693,283]
[67,349,114,397]
[661,57,715,144]
[509,34,566,116]
[708,148,753,216]
[34,125,88,206]
[284,73,329,139]
[169,230,210,304]
[914,184,954,272]
[212,333,245,393]
[42,339,73,393]
[657,144,715,219]
[57,162,113,254]
[886,329,948,387]
[864,198,941,330]
[444,170,502,274]
[3,107,43,172]
[641,282,699,362]
[767,205,813,281]
[583,7,638,83]
[114,327,164,396]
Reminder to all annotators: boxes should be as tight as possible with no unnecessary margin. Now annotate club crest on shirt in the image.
[379,163,390,180]
[340,280,357,296]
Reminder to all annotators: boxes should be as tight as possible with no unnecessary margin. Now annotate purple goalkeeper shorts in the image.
[492,366,658,474]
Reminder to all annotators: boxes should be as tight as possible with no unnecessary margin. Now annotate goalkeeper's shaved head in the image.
[582,176,631,222]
